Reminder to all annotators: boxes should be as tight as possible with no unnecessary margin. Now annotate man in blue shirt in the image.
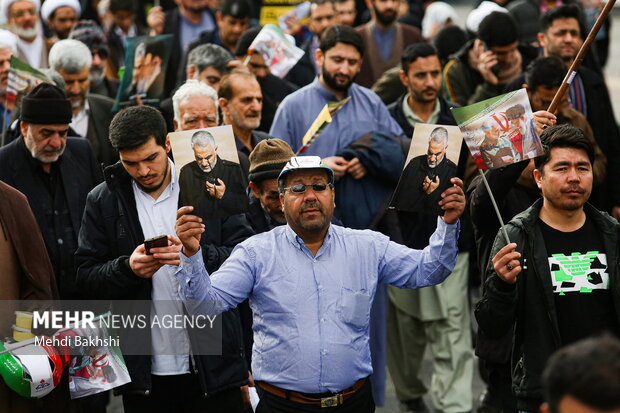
[174,156,465,411]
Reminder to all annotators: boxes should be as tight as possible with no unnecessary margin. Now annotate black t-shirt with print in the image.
[539,216,620,345]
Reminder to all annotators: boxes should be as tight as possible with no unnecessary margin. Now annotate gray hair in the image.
[172,79,219,125]
[429,126,448,145]
[49,39,92,73]
[190,130,216,149]
[40,68,66,89]
[187,43,232,75]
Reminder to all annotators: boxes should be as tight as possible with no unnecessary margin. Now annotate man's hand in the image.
[241,371,255,410]
[129,244,163,278]
[206,178,226,199]
[147,6,165,35]
[322,156,350,178]
[422,175,440,194]
[473,40,499,85]
[347,157,367,180]
[150,235,183,266]
[532,110,557,135]
[175,206,205,257]
[439,177,465,224]
[492,242,522,284]
[611,206,620,220]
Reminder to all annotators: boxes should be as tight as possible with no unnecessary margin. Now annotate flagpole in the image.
[547,0,615,114]
[478,169,511,245]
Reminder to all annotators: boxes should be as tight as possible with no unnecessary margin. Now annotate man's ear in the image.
[20,120,28,139]
[539,402,552,413]
[173,119,179,131]
[315,48,324,68]
[165,135,171,153]
[537,32,546,50]
[533,167,543,189]
[187,64,196,80]
[218,97,228,113]
[216,11,222,25]
[249,181,261,198]
[399,69,408,87]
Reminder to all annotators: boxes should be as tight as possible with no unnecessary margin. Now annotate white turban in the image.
[422,2,458,39]
[40,0,80,21]
[0,28,17,52]
[1,0,40,21]
[466,1,507,34]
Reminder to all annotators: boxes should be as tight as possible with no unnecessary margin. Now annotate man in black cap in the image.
[0,83,101,299]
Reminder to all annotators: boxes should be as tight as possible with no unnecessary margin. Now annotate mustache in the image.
[301,202,323,213]
[561,185,585,194]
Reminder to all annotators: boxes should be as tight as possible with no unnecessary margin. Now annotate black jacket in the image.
[75,160,252,396]
[475,199,620,411]
[504,68,620,209]
[0,137,101,298]
[387,94,457,139]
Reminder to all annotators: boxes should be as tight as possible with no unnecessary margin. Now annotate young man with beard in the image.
[48,39,116,167]
[270,24,405,202]
[388,43,456,139]
[174,155,465,412]
[354,0,423,88]
[40,0,80,41]
[476,124,620,413]
[2,0,52,68]
[75,106,253,413]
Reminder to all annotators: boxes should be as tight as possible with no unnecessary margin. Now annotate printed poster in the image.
[113,34,174,111]
[169,125,248,221]
[390,124,463,214]
[451,88,544,170]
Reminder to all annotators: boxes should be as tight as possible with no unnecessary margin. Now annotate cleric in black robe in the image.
[179,131,248,220]
[391,127,456,215]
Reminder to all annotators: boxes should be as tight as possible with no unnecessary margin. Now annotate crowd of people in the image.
[1,0,620,412]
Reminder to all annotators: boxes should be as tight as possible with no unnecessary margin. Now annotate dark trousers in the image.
[122,373,245,413]
[255,379,375,413]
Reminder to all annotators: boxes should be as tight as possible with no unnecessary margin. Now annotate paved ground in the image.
[106,2,620,411]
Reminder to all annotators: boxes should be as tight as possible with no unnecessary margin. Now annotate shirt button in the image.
[321,318,326,323]
[54,210,59,215]
[321,349,327,355]
[57,238,64,245]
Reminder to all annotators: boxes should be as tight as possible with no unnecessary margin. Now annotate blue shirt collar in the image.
[284,222,335,258]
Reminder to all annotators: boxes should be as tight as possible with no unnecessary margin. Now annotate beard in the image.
[137,160,168,193]
[374,8,397,26]
[297,201,328,231]
[322,67,353,92]
[230,107,261,131]
[90,66,105,85]
[11,24,39,40]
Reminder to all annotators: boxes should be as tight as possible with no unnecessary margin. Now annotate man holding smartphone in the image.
[443,11,535,105]
[75,106,254,412]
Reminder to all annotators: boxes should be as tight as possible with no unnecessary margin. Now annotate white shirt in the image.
[70,99,89,138]
[132,160,191,376]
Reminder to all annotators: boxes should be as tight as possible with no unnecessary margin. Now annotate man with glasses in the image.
[175,155,465,412]
[2,0,52,68]
[70,20,119,99]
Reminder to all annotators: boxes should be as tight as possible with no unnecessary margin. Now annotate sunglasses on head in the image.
[283,183,332,194]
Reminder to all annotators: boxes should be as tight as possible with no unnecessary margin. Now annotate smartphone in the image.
[483,43,500,76]
[144,235,168,255]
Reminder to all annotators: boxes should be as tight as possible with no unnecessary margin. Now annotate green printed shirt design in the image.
[549,252,609,295]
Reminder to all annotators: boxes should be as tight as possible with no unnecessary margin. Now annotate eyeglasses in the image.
[283,183,332,194]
